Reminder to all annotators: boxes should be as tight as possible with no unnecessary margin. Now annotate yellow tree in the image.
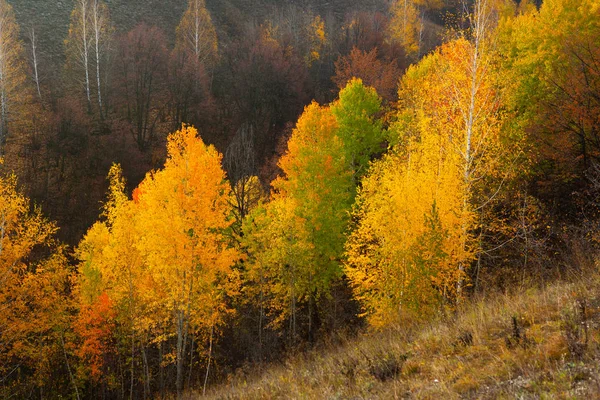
[448,0,512,293]
[76,164,152,396]
[388,0,443,57]
[347,2,510,325]
[243,80,386,340]
[134,125,239,398]
[306,15,327,66]
[274,102,353,320]
[0,168,74,397]
[346,49,475,324]
[499,0,600,181]
[345,124,471,326]
[242,196,313,345]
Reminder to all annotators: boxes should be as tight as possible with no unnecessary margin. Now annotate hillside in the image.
[11,0,187,64]
[1,0,599,398]
[9,0,386,68]
[207,268,600,399]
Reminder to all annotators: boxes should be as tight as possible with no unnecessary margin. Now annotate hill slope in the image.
[10,0,386,67]
[11,0,187,64]
[206,272,600,399]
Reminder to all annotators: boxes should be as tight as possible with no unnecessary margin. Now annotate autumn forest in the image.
[0,0,599,398]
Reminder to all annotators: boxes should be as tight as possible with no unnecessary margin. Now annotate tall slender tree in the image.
[453,0,504,293]
[90,0,112,117]
[66,0,92,107]
[0,171,73,398]
[175,0,218,67]
[346,1,513,325]
[117,24,169,150]
[26,27,42,102]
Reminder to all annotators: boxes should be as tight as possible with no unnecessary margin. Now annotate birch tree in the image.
[346,0,514,325]
[170,0,217,127]
[90,0,112,117]
[453,0,503,294]
[66,0,92,106]
[175,0,218,67]
[26,27,42,102]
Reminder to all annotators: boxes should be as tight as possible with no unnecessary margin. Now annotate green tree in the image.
[331,78,385,180]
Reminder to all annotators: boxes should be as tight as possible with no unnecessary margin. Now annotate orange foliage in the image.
[333,47,401,102]
[74,292,116,381]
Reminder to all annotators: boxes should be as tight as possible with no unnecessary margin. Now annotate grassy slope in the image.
[206,271,600,399]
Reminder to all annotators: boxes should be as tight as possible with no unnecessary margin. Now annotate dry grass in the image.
[201,266,600,399]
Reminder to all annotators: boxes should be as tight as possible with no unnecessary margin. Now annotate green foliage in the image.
[331,78,385,180]
[242,82,386,337]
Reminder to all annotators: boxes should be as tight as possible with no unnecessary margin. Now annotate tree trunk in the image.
[93,0,103,117]
[176,310,186,399]
[203,324,214,396]
[60,333,81,400]
[187,336,194,390]
[81,0,91,106]
[130,329,135,399]
[159,338,164,399]
[30,28,42,101]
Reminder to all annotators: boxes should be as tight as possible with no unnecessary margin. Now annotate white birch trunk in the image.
[457,0,493,295]
[0,14,7,147]
[79,0,91,105]
[92,0,103,114]
[29,28,42,101]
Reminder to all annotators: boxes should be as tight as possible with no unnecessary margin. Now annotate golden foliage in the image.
[135,125,239,329]
[76,125,240,389]
[0,173,72,388]
[347,35,508,326]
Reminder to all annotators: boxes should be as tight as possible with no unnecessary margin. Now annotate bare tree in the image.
[66,0,92,106]
[91,0,111,117]
[176,0,218,66]
[117,24,168,151]
[224,123,262,234]
[26,27,42,102]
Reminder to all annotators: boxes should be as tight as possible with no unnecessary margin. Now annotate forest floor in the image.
[202,266,600,399]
